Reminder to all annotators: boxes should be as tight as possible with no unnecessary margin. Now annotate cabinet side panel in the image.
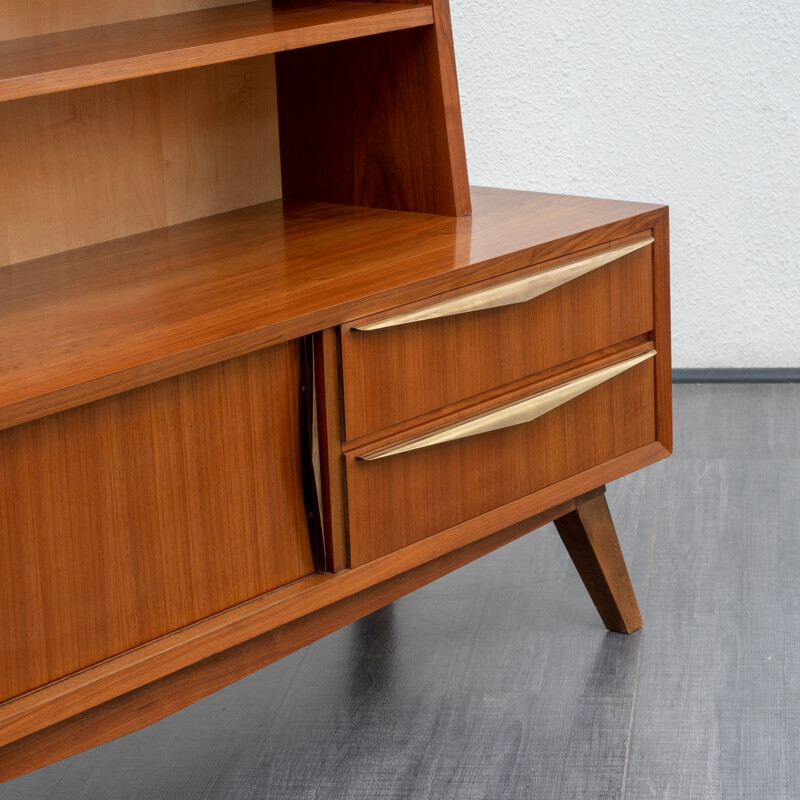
[277,21,470,216]
[652,210,673,451]
[427,0,470,214]
[0,344,315,703]
[0,56,281,268]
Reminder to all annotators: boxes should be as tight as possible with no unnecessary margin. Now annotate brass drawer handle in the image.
[352,236,653,331]
[357,350,656,461]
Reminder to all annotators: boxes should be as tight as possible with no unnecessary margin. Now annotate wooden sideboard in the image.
[0,0,671,783]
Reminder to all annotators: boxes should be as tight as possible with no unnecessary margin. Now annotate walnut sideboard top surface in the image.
[0,187,664,432]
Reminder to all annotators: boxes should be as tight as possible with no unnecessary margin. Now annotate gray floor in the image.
[2,384,799,799]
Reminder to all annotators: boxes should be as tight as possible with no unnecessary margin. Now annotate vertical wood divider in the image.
[652,210,673,453]
[276,0,470,216]
[314,328,349,572]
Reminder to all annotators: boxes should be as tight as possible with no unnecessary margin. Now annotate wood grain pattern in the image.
[158,57,282,225]
[0,437,668,758]
[345,354,656,565]
[364,0,470,214]
[427,0,471,214]
[0,187,669,778]
[341,235,654,439]
[0,343,314,703]
[341,338,651,453]
[0,0,248,40]
[349,237,653,332]
[554,487,643,633]
[6,386,793,799]
[0,189,665,431]
[0,57,281,268]
[0,1,434,102]
[276,5,470,216]
[0,498,586,783]
[357,351,656,461]
[0,0,670,783]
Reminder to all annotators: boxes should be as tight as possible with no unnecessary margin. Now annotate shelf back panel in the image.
[0,56,281,268]
[0,0,251,39]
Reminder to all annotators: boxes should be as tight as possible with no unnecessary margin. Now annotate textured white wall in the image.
[451,1,800,368]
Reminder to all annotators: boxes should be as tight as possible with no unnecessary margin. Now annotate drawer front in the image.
[341,235,654,441]
[345,349,656,566]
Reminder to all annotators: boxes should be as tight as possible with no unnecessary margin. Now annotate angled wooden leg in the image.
[554,487,643,633]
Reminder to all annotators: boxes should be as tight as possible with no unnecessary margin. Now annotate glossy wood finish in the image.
[0,1,434,102]
[276,0,470,215]
[555,486,643,633]
[341,339,647,451]
[426,0,471,215]
[0,57,282,268]
[341,235,654,439]
[0,182,668,745]
[0,0,670,782]
[345,349,656,566]
[0,343,315,703]
[350,237,653,331]
[0,190,665,432]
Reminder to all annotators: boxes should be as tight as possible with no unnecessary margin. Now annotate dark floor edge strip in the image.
[673,368,800,384]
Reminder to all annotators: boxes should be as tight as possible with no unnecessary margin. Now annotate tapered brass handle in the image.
[357,350,656,461]
[351,237,653,331]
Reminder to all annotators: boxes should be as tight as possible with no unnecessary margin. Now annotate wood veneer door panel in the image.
[345,356,656,566]
[341,238,653,440]
[0,343,314,703]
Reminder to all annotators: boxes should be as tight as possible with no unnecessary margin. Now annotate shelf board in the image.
[0,189,664,430]
[0,1,434,102]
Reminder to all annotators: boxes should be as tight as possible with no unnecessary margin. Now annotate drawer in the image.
[340,235,654,441]
[344,346,656,566]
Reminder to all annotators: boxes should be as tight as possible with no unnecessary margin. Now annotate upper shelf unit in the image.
[0,0,434,102]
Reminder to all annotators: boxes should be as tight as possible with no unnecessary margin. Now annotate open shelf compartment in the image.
[0,0,434,102]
